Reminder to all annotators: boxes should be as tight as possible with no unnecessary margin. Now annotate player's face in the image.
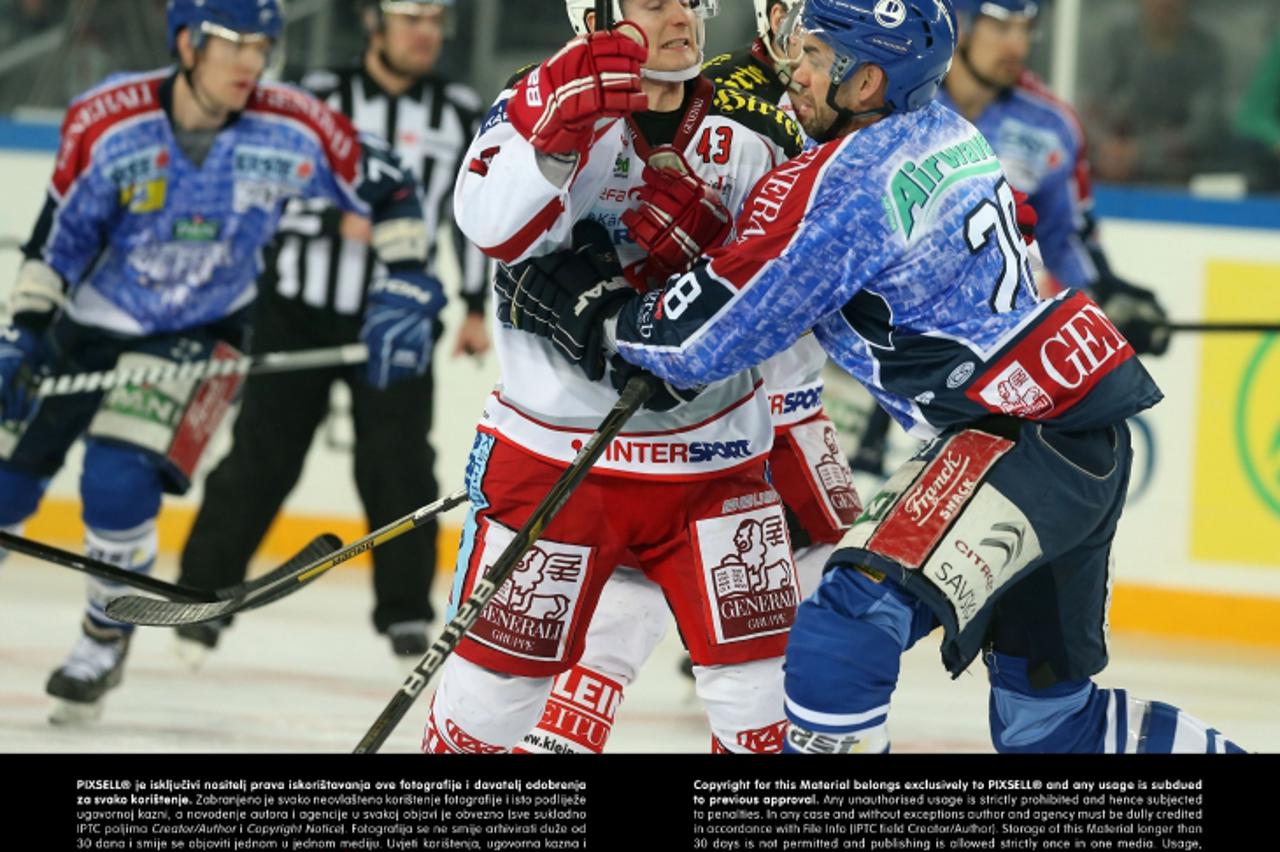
[787,33,842,138]
[195,29,271,111]
[965,14,1032,88]
[621,0,700,74]
[380,6,445,76]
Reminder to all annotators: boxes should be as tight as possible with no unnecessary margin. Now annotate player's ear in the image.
[175,27,196,69]
[585,10,597,33]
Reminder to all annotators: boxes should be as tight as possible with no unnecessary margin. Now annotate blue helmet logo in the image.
[874,0,907,28]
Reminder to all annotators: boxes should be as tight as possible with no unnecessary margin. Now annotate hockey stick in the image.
[596,0,614,30]
[0,529,342,604]
[104,488,470,626]
[34,344,368,398]
[1168,322,1280,334]
[352,373,657,754]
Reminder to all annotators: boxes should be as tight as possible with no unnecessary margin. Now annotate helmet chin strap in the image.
[641,62,702,83]
[810,73,890,144]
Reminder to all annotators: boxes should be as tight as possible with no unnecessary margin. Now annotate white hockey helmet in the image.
[563,0,720,81]
[753,0,795,74]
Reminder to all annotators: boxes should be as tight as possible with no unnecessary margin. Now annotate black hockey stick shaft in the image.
[0,529,341,603]
[0,529,212,601]
[35,343,368,398]
[1167,322,1280,334]
[104,489,469,626]
[353,374,657,754]
[596,0,613,30]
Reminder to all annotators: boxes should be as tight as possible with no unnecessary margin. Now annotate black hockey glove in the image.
[1087,274,1170,357]
[607,354,703,412]
[494,219,634,382]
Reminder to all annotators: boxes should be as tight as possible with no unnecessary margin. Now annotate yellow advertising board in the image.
[1191,261,1280,566]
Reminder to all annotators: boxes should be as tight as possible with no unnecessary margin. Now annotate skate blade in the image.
[48,698,104,725]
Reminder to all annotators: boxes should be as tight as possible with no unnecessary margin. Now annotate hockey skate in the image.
[46,629,131,724]
[173,623,224,672]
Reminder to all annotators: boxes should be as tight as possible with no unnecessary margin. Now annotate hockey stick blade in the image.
[105,490,469,626]
[216,533,343,604]
[352,375,657,754]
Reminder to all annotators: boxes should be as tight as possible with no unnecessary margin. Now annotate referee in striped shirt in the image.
[176,0,488,663]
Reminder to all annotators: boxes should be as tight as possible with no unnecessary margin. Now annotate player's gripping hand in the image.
[608,354,702,412]
[360,269,445,389]
[622,146,732,288]
[1089,274,1170,357]
[507,23,649,155]
[0,323,41,422]
[495,219,633,382]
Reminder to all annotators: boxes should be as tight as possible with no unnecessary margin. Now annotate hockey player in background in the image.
[514,0,866,756]
[173,0,488,667]
[430,0,812,755]
[704,1,800,120]
[498,0,1244,754]
[0,0,442,723]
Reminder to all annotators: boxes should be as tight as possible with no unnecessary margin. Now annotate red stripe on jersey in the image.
[965,291,1134,419]
[247,84,362,185]
[704,138,845,290]
[483,196,567,263]
[52,75,165,198]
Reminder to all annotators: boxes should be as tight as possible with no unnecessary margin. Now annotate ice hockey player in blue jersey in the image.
[0,0,443,724]
[497,0,1244,753]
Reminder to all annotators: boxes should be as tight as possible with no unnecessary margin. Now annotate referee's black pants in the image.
[179,290,440,631]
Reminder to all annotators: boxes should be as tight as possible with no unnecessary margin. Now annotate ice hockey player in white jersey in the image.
[429,0,810,755]
[497,0,1244,754]
[514,0,865,756]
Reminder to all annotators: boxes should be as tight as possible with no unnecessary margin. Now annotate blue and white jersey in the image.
[24,69,424,336]
[936,72,1097,290]
[611,101,1162,440]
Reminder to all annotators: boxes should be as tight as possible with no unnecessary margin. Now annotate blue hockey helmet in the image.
[784,0,957,113]
[166,0,284,55]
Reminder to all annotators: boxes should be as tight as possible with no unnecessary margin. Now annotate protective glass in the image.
[778,2,855,85]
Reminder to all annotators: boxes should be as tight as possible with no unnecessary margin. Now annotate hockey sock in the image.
[422,656,553,753]
[83,521,158,637]
[782,567,933,753]
[696,657,788,753]
[515,664,625,754]
[987,653,1245,753]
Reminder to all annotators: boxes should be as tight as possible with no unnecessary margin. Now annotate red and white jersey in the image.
[456,75,806,480]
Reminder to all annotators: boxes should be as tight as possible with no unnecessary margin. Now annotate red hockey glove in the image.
[1012,187,1037,245]
[622,146,732,287]
[506,23,648,155]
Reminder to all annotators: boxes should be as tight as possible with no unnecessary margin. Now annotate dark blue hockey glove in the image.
[0,323,42,423]
[1088,275,1170,357]
[495,219,634,382]
[360,269,445,389]
[607,354,703,412]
